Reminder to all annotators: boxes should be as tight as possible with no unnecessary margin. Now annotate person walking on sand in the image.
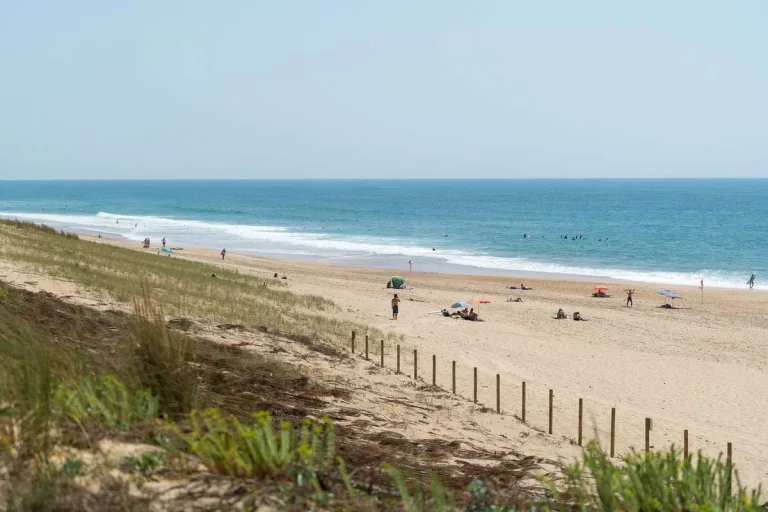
[626,289,633,308]
[221,248,226,260]
[391,294,400,320]
[747,273,756,289]
[162,237,167,248]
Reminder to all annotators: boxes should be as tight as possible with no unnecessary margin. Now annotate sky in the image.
[0,1,766,179]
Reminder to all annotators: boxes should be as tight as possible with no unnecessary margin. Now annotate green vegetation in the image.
[385,464,455,511]
[169,409,335,479]
[123,451,165,480]
[551,440,764,511]
[0,219,396,350]
[55,375,159,429]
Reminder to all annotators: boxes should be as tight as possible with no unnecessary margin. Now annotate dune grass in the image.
[0,220,395,348]
[1,276,763,510]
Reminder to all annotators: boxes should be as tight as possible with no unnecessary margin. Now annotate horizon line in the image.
[2,176,768,182]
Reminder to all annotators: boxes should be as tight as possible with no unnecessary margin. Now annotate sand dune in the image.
[54,237,768,488]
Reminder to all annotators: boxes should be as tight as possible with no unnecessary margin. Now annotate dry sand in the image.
[7,236,768,489]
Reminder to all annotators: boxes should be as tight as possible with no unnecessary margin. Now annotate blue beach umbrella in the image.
[451,301,470,309]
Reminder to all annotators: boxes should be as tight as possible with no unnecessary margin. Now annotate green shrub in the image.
[54,375,159,429]
[552,441,763,511]
[170,409,335,482]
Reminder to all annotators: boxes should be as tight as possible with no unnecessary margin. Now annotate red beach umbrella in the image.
[468,298,490,311]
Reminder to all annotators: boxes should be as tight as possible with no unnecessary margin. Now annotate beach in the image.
[78,235,768,488]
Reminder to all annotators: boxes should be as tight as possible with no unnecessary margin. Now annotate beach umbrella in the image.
[451,301,470,309]
[656,289,682,299]
[594,286,609,291]
[656,289,682,306]
[468,298,491,311]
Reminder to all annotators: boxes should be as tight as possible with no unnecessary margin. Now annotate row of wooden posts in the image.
[350,331,733,474]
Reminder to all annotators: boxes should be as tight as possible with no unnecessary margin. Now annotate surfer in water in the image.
[747,273,756,290]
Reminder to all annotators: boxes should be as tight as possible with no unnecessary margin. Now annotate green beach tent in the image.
[390,276,406,289]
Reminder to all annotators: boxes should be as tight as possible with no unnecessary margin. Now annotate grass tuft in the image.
[129,286,198,417]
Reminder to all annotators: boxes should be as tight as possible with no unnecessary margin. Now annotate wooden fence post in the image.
[452,361,456,394]
[413,350,418,380]
[365,335,369,360]
[578,398,583,446]
[683,430,688,459]
[645,418,651,453]
[610,407,616,457]
[432,355,436,386]
[496,374,500,413]
[396,345,400,374]
[548,389,553,435]
[727,442,733,495]
[351,331,355,354]
[522,382,526,423]
[473,367,478,404]
[380,340,384,367]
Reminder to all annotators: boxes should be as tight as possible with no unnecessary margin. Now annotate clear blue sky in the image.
[1,1,766,179]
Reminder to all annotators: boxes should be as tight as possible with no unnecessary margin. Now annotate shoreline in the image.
[0,212,762,291]
[85,230,763,295]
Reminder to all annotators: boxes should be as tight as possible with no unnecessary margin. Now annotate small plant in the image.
[54,375,159,429]
[170,409,335,483]
[124,451,165,478]
[384,463,454,512]
[59,456,86,478]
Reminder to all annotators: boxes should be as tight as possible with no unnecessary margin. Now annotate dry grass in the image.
[0,220,398,350]
[0,281,546,510]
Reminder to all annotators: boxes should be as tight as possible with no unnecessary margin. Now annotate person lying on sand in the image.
[555,308,567,319]
[573,312,588,321]
[592,291,609,298]
[506,285,518,289]
[506,297,523,302]
[458,308,480,321]
[520,284,533,290]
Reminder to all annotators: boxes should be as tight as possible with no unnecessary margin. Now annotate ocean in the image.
[0,179,765,289]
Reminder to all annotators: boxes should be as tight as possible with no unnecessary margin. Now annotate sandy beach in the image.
[59,236,765,488]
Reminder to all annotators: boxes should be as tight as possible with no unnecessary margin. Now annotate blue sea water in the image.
[0,179,766,289]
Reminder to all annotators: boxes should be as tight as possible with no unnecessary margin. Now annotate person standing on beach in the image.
[162,237,166,248]
[408,259,413,271]
[747,273,756,289]
[391,294,400,320]
[626,289,633,308]
[221,248,226,260]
